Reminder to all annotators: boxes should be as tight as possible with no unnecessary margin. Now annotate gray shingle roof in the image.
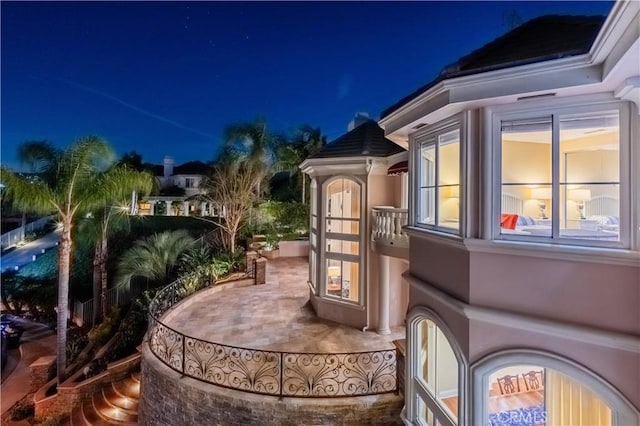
[309,120,405,159]
[382,14,606,119]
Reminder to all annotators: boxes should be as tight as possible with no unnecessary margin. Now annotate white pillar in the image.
[183,201,189,216]
[150,201,155,216]
[165,201,173,216]
[378,254,391,335]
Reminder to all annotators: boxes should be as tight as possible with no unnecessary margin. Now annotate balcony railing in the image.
[147,270,397,398]
[372,207,408,248]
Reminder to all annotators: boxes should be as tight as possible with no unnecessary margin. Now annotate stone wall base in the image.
[140,343,403,425]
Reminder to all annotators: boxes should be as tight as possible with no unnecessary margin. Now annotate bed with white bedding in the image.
[500,194,619,241]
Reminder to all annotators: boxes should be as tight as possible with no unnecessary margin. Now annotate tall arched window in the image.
[473,351,639,426]
[324,178,361,303]
[408,310,464,426]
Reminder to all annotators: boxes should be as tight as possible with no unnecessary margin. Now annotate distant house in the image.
[137,156,216,216]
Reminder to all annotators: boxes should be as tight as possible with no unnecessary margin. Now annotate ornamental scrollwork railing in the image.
[147,274,397,398]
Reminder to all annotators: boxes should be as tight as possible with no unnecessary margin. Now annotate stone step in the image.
[102,386,139,414]
[92,393,137,425]
[112,376,140,400]
[81,399,110,426]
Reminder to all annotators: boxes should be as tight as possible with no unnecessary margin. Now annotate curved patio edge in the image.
[139,340,403,425]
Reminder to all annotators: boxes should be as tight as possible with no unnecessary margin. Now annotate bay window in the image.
[496,102,627,247]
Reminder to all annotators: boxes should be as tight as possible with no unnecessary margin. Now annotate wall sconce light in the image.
[530,187,551,219]
[569,189,591,219]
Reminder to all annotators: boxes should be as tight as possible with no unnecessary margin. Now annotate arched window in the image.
[324,177,361,303]
[408,310,465,426]
[473,351,639,426]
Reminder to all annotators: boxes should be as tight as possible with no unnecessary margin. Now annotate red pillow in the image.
[500,214,519,230]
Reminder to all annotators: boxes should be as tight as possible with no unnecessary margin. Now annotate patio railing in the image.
[147,272,397,398]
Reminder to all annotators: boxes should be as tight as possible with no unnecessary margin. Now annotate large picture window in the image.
[324,178,361,303]
[498,104,625,247]
[417,126,460,233]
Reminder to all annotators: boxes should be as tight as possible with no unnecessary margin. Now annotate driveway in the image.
[0,230,61,273]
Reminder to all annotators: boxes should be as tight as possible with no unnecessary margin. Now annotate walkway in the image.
[163,256,404,353]
[1,316,56,415]
[0,230,61,273]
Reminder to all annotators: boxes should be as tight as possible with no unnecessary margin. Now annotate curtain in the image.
[546,369,612,426]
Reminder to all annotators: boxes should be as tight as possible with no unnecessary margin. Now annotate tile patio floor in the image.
[162,256,404,353]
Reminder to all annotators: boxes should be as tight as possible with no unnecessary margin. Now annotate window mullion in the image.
[552,114,560,239]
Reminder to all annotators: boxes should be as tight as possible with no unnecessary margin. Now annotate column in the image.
[183,201,189,216]
[378,253,391,335]
[165,201,172,216]
[149,201,155,216]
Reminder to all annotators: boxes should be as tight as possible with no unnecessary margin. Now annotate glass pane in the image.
[419,188,436,225]
[310,231,316,247]
[311,214,317,230]
[326,239,359,255]
[421,144,436,187]
[325,219,359,234]
[487,365,612,426]
[438,131,459,186]
[417,396,436,425]
[438,184,459,230]
[326,178,360,218]
[559,111,620,242]
[501,185,552,237]
[326,259,359,302]
[501,117,552,238]
[309,250,316,287]
[417,319,458,420]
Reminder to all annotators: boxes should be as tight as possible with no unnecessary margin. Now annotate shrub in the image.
[66,326,90,363]
[10,398,34,420]
[88,308,121,347]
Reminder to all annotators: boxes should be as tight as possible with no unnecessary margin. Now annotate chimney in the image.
[163,156,174,177]
[348,112,370,131]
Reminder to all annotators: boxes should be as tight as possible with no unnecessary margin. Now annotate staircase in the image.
[70,370,140,425]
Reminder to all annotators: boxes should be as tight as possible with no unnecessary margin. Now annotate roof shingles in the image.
[382,14,606,118]
[309,120,405,159]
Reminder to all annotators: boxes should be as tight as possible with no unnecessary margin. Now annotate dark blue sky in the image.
[1,1,613,170]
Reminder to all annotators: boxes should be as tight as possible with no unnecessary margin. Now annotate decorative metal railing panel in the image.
[147,271,398,398]
[282,350,396,397]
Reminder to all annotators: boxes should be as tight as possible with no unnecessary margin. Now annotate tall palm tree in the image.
[115,230,195,288]
[274,125,327,203]
[79,166,155,323]
[219,118,281,196]
[1,137,115,384]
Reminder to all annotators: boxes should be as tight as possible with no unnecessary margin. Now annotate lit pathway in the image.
[0,230,61,273]
[163,256,404,353]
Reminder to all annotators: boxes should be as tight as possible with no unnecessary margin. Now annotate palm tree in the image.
[115,230,195,288]
[219,118,281,196]
[1,137,115,384]
[274,125,327,203]
[79,166,154,323]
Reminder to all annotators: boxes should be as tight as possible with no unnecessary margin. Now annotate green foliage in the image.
[10,397,34,420]
[247,201,309,241]
[88,308,121,347]
[66,326,90,363]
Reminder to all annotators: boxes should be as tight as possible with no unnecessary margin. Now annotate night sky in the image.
[1,1,613,170]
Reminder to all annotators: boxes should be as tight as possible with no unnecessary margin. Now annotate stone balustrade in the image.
[372,207,409,249]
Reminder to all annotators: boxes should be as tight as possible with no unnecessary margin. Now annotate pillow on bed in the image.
[500,213,519,230]
[516,215,538,227]
[588,215,619,226]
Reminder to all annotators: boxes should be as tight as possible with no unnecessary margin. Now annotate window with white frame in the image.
[411,318,460,426]
[185,177,196,188]
[309,179,318,291]
[324,178,360,303]
[417,125,461,233]
[497,103,626,247]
